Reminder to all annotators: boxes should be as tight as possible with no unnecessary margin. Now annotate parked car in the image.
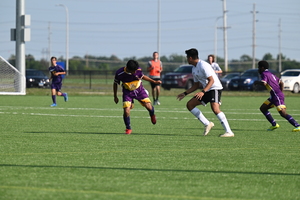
[220,73,240,90]
[281,69,300,93]
[228,69,277,91]
[162,65,195,90]
[26,69,50,88]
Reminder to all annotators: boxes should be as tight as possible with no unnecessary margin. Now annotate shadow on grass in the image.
[1,163,299,176]
[23,131,203,136]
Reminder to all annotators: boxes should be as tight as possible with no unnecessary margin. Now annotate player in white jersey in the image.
[177,48,234,137]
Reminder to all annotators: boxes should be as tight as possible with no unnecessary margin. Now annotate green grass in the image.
[0,94,299,200]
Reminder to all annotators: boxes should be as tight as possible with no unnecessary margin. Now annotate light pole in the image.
[56,4,69,74]
[214,16,223,63]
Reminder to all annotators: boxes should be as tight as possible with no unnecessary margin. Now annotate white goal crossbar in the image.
[0,56,26,95]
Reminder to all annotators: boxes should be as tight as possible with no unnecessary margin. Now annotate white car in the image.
[281,69,300,93]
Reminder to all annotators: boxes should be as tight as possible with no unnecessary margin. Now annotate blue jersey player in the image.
[113,60,161,134]
[49,57,68,107]
[258,60,300,132]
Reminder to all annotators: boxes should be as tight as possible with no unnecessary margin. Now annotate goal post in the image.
[0,56,26,95]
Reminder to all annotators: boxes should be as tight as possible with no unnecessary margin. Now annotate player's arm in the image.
[279,79,284,91]
[142,75,161,84]
[177,81,201,101]
[147,61,153,72]
[113,82,119,104]
[194,76,214,100]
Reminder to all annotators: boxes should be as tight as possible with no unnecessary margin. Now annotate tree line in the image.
[7,52,300,73]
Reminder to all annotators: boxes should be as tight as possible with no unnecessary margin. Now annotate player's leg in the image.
[123,101,132,134]
[136,87,156,124]
[155,84,161,105]
[208,90,234,137]
[186,97,213,135]
[50,88,57,107]
[260,100,279,130]
[150,82,157,105]
[278,108,300,131]
[56,83,68,102]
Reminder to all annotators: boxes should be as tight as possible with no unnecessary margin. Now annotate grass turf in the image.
[0,94,299,200]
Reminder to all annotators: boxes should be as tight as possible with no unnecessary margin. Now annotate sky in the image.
[1,0,300,63]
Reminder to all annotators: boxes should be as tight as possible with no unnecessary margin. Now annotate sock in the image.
[61,93,66,97]
[52,95,56,104]
[285,114,300,127]
[148,106,155,116]
[190,108,209,125]
[263,111,276,126]
[217,112,233,133]
[123,116,131,129]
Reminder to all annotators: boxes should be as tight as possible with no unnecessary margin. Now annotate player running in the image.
[177,48,234,137]
[49,56,68,107]
[113,60,161,134]
[258,60,300,132]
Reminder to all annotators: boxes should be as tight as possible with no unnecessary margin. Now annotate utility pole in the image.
[48,21,52,66]
[251,3,258,69]
[222,0,228,72]
[214,16,223,63]
[157,0,161,58]
[56,4,69,74]
[11,0,30,93]
[278,18,282,72]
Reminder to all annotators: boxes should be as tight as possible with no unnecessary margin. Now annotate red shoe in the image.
[151,115,156,124]
[125,129,132,134]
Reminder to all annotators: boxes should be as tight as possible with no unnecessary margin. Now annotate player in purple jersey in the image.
[258,60,300,132]
[48,57,68,107]
[113,60,162,134]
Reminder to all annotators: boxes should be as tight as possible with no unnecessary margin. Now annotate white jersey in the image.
[192,60,223,90]
[211,62,221,72]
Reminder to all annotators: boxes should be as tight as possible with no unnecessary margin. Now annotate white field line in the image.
[0,105,299,121]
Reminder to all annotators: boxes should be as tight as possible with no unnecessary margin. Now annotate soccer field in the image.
[0,95,299,200]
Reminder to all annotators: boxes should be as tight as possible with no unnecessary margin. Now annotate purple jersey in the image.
[261,69,285,106]
[49,65,65,84]
[114,67,149,102]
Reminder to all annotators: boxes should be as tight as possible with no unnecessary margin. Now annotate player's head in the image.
[185,48,199,60]
[153,51,159,59]
[207,54,215,63]
[50,56,57,66]
[125,60,139,74]
[258,60,269,74]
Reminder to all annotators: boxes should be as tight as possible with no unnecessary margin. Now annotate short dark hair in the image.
[126,60,139,71]
[258,60,269,69]
[50,56,57,61]
[185,48,199,59]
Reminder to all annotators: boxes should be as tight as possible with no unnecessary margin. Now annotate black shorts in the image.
[194,89,222,106]
[150,77,161,89]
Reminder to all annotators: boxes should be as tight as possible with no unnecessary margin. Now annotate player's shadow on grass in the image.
[1,163,299,176]
[24,131,180,136]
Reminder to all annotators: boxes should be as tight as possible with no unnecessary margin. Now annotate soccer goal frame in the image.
[0,56,26,95]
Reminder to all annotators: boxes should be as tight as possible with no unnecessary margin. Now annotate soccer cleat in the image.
[125,129,132,134]
[203,122,214,136]
[151,115,156,124]
[292,126,300,132]
[64,93,68,102]
[50,103,57,107]
[153,100,157,105]
[156,100,160,105]
[219,132,235,137]
[267,123,280,131]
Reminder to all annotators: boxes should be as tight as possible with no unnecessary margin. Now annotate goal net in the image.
[0,56,26,95]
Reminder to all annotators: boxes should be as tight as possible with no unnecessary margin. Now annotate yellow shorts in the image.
[263,99,286,111]
[123,98,151,108]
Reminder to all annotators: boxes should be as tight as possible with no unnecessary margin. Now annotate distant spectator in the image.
[147,52,163,105]
[207,54,222,77]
